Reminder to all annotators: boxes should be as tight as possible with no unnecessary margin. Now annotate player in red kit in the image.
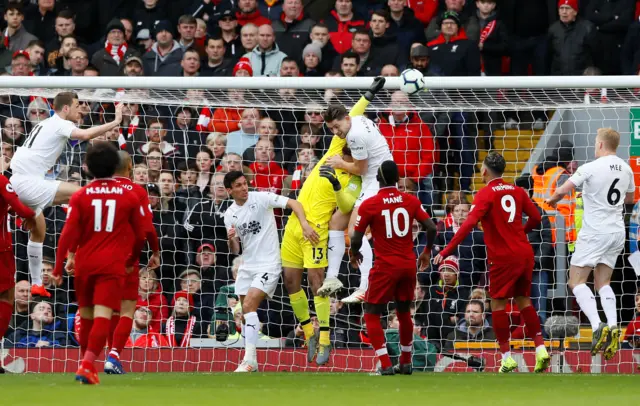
[104,151,160,375]
[0,175,37,372]
[350,161,437,376]
[54,142,146,385]
[434,152,550,373]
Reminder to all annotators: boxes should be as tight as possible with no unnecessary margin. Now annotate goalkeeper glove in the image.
[319,165,341,191]
[364,76,385,102]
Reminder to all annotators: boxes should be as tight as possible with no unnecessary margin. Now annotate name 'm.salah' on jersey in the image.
[354,187,430,269]
[54,178,146,277]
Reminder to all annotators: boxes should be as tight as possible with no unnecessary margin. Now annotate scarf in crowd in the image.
[291,164,304,191]
[3,28,10,48]
[105,41,128,65]
[165,315,196,347]
[479,20,496,74]
[117,115,139,150]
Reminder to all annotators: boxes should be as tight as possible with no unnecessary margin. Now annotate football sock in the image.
[27,240,43,286]
[520,305,545,348]
[598,285,617,328]
[243,312,259,361]
[396,311,414,365]
[492,309,512,354]
[363,313,392,369]
[573,283,601,330]
[326,230,345,279]
[358,238,373,291]
[107,314,120,349]
[79,317,94,355]
[82,317,110,370]
[0,300,13,339]
[314,295,330,346]
[110,316,133,357]
[289,290,313,340]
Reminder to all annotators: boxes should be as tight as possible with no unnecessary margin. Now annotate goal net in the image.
[1,76,639,374]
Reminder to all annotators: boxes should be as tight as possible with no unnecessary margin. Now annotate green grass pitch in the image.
[1,373,639,406]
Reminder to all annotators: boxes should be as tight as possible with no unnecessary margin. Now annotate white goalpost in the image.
[1,75,639,374]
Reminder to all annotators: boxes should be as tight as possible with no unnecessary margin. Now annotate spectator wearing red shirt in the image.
[136,267,169,333]
[126,306,170,348]
[406,0,439,24]
[323,0,366,55]
[236,0,272,27]
[379,91,437,206]
[426,0,480,42]
[623,291,640,348]
[249,138,288,193]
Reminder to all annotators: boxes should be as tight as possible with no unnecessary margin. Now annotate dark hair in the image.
[342,145,352,157]
[297,142,312,152]
[223,170,245,189]
[5,1,23,14]
[206,36,225,47]
[179,15,197,26]
[467,299,485,313]
[60,34,77,43]
[84,65,99,74]
[483,151,506,176]
[372,9,390,22]
[515,174,533,198]
[197,147,214,160]
[341,51,360,66]
[26,39,45,50]
[377,160,399,187]
[352,28,371,40]
[146,118,165,129]
[177,160,198,174]
[311,22,329,31]
[57,9,75,20]
[53,91,78,111]
[86,141,120,178]
[183,47,200,58]
[323,104,348,123]
[281,57,298,66]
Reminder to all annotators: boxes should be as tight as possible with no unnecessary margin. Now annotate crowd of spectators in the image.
[0,0,639,357]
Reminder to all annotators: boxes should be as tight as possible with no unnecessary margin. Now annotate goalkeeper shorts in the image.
[281,217,328,269]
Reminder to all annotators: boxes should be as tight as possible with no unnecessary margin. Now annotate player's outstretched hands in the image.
[349,249,363,269]
[432,253,445,266]
[365,76,386,101]
[113,103,124,125]
[326,155,345,170]
[319,165,341,191]
[418,250,431,271]
[228,226,237,240]
[301,223,320,245]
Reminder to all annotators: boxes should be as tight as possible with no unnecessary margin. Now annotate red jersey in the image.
[0,175,35,252]
[439,178,541,264]
[249,162,288,193]
[354,187,430,269]
[114,176,159,255]
[54,178,146,277]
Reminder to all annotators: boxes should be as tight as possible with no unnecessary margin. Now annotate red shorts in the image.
[0,251,15,293]
[121,266,139,301]
[75,272,124,311]
[365,266,416,305]
[489,256,534,300]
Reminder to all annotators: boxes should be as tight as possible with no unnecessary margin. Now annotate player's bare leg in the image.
[363,302,394,375]
[235,288,267,372]
[490,298,517,373]
[343,208,373,304]
[593,264,619,360]
[105,300,136,374]
[393,300,414,375]
[568,265,608,355]
[319,211,350,297]
[76,304,114,385]
[514,296,549,372]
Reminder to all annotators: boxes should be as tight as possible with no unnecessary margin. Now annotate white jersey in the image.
[10,114,76,177]
[346,115,393,183]
[223,191,289,272]
[569,155,635,236]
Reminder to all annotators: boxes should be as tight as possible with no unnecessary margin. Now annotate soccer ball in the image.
[399,69,425,95]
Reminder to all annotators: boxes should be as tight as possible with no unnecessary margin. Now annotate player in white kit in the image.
[223,171,318,372]
[546,128,635,360]
[10,92,123,297]
[320,77,395,303]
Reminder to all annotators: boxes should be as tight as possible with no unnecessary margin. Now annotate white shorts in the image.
[571,232,625,269]
[355,177,380,207]
[9,174,61,211]
[234,266,281,298]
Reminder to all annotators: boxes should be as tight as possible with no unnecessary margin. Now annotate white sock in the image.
[598,285,617,328]
[326,230,345,280]
[243,312,259,362]
[535,345,546,356]
[573,284,601,330]
[27,240,43,286]
[502,351,511,360]
[358,237,373,291]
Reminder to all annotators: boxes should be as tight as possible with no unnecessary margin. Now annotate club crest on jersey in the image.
[5,183,13,193]
[238,220,261,236]
[249,203,258,212]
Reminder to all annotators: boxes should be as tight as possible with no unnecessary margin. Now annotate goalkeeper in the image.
[281,80,384,366]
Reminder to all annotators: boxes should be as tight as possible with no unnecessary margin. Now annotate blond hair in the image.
[597,128,620,151]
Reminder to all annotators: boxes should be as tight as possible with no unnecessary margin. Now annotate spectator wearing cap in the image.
[323,0,366,55]
[180,47,201,77]
[44,10,76,67]
[143,20,184,76]
[232,57,253,78]
[472,0,508,77]
[135,29,154,54]
[408,44,439,76]
[433,202,486,288]
[386,0,427,52]
[443,299,495,350]
[133,0,169,37]
[196,242,234,318]
[584,0,634,75]
[244,24,287,77]
[426,0,479,42]
[309,22,339,76]
[425,256,470,349]
[547,0,597,75]
[370,10,402,69]
[217,9,243,61]
[427,11,481,76]
[23,0,57,45]
[165,290,202,347]
[301,42,324,76]
[10,50,31,76]
[272,0,315,61]
[91,19,140,77]
[236,0,272,27]
[200,36,234,76]
[1,3,37,55]
[122,55,144,76]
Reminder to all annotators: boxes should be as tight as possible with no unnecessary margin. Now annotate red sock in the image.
[0,300,12,339]
[79,318,94,356]
[520,305,545,347]
[81,317,110,370]
[363,313,392,369]
[396,311,413,365]
[492,309,512,354]
[107,314,120,350]
[110,316,133,357]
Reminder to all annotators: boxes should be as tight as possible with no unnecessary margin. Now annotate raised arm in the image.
[70,103,123,141]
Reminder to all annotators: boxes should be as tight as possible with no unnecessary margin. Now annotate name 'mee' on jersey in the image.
[347,115,393,183]
[10,114,77,177]
[224,191,289,272]
[569,155,634,236]
[354,187,430,269]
